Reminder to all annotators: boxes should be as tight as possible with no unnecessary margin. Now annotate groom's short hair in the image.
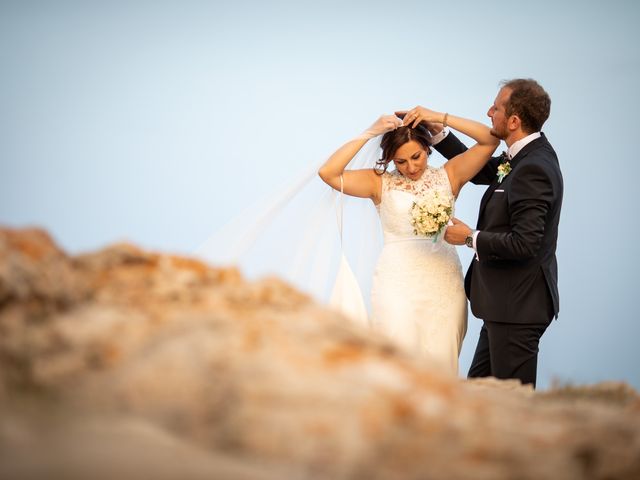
[502,79,551,133]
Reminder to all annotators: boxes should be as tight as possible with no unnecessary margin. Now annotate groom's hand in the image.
[444,218,472,245]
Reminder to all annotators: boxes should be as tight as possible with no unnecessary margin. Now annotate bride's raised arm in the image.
[397,107,499,197]
[318,115,402,203]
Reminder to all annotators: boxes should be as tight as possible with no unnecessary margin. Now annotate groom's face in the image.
[487,87,512,140]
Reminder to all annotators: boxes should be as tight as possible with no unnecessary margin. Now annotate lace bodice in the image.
[377,166,455,243]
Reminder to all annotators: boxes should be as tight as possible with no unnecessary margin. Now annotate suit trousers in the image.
[467,320,550,388]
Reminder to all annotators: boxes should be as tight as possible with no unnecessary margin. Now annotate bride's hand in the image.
[359,114,403,140]
[396,106,445,129]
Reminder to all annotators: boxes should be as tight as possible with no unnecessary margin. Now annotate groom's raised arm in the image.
[433,131,499,185]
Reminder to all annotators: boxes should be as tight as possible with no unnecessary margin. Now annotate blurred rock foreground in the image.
[0,228,639,480]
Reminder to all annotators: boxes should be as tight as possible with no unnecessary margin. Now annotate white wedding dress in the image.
[371,166,468,374]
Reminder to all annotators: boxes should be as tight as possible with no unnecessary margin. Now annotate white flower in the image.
[410,190,453,239]
[496,158,512,184]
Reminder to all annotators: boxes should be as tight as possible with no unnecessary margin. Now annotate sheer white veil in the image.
[194,136,385,325]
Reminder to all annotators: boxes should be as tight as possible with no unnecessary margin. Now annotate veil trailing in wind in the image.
[194,136,385,326]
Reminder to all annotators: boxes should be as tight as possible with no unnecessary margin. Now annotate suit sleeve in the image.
[476,163,554,260]
[432,131,499,185]
[433,130,467,159]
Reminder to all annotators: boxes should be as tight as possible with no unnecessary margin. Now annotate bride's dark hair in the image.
[375,123,433,175]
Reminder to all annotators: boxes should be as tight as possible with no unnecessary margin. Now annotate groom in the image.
[434,79,562,388]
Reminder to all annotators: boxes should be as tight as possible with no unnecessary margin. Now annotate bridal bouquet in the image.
[410,190,453,241]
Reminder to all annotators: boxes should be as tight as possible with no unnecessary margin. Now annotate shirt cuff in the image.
[429,127,449,145]
[472,230,480,261]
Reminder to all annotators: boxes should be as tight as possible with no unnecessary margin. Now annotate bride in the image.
[318,107,499,374]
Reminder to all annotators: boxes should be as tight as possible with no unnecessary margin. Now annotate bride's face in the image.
[392,140,428,180]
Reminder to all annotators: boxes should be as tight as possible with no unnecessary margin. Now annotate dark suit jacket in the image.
[435,132,563,324]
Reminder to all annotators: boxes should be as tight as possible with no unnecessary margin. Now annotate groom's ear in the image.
[508,114,522,132]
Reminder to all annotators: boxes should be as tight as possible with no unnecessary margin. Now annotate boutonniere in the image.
[496,151,511,184]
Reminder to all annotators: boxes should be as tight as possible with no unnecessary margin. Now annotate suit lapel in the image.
[476,135,548,228]
[508,133,547,170]
[477,176,502,223]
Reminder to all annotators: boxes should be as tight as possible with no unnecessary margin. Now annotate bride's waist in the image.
[377,239,461,270]
[383,234,439,244]
[381,235,456,254]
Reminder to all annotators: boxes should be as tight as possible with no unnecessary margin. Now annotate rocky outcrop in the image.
[0,227,639,479]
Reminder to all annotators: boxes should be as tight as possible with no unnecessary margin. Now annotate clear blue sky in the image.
[1,0,639,389]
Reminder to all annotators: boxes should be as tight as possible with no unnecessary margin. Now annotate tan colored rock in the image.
[0,227,639,480]
[0,405,287,480]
